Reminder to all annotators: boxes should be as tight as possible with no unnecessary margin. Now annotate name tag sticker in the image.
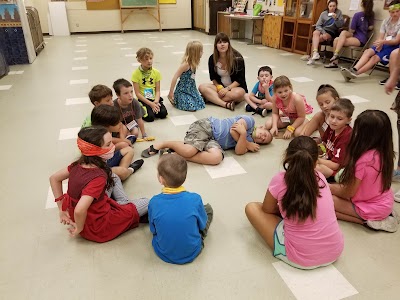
[280,116,290,123]
[126,119,138,130]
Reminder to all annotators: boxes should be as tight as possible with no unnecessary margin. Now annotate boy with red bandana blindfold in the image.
[49,126,149,242]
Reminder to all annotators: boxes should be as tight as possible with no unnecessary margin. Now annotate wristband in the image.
[216,84,224,92]
[287,125,295,133]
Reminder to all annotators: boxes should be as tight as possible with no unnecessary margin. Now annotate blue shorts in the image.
[273,220,335,270]
[106,150,123,168]
[371,44,398,65]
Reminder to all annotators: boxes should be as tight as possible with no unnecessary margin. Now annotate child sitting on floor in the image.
[113,78,148,141]
[82,84,114,128]
[149,154,213,264]
[301,84,340,137]
[49,126,149,243]
[330,110,400,232]
[265,76,313,139]
[132,47,168,122]
[316,98,354,178]
[245,136,344,269]
[91,105,143,181]
[141,115,272,165]
[244,65,274,117]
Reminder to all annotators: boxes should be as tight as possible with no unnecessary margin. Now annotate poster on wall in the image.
[159,0,176,3]
[0,2,21,27]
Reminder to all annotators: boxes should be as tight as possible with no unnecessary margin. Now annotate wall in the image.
[25,0,191,34]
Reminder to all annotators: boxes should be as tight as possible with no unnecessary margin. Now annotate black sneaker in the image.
[245,104,255,112]
[253,107,264,116]
[129,159,144,173]
[379,78,389,85]
[396,82,400,90]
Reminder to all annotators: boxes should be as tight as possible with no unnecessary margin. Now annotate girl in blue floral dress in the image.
[168,41,205,111]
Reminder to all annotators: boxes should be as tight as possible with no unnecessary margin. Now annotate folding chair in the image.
[349,31,374,69]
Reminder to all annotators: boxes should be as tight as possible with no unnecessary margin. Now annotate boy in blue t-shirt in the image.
[141,115,273,165]
[244,66,274,117]
[149,154,213,264]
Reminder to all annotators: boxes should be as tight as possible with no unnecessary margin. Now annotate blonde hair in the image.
[213,32,239,75]
[182,41,203,71]
[136,47,153,60]
[273,75,293,92]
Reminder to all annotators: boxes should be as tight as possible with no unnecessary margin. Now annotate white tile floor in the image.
[0,30,399,300]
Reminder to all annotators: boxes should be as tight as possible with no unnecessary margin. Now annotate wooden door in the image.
[193,0,206,30]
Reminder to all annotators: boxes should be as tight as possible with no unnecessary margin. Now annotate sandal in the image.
[141,145,159,158]
[159,148,175,156]
[324,62,338,69]
[225,101,235,111]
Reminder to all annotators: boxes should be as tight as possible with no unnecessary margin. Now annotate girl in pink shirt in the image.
[265,76,313,139]
[245,136,344,269]
[330,110,399,232]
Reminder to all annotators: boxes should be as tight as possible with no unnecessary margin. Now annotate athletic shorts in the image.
[371,44,398,65]
[273,220,335,270]
[184,118,224,155]
[106,150,123,168]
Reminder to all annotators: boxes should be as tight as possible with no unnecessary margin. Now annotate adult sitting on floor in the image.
[198,33,247,111]
[141,115,272,166]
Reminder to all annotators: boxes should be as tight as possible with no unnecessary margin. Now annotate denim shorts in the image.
[106,150,123,168]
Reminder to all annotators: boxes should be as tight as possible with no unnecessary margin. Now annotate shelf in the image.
[284,33,294,37]
[297,35,309,39]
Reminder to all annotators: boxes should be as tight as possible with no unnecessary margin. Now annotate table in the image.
[224,14,264,44]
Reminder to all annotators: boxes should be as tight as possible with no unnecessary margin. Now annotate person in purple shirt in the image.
[325,0,374,68]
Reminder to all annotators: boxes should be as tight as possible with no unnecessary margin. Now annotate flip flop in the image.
[141,145,159,158]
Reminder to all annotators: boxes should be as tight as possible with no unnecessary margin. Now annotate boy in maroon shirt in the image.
[317,98,354,178]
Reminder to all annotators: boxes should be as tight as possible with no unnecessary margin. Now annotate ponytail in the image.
[282,137,321,221]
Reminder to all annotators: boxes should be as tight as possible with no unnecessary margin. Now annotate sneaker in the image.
[391,210,400,224]
[312,52,320,60]
[394,190,400,203]
[330,54,339,62]
[349,67,358,77]
[245,104,255,112]
[379,78,389,85]
[129,159,144,173]
[392,169,400,182]
[126,135,137,144]
[342,68,357,80]
[366,216,399,233]
[324,62,338,68]
[396,82,400,91]
[254,107,264,116]
[261,109,269,117]
[340,68,351,82]
[307,58,315,65]
[300,55,310,61]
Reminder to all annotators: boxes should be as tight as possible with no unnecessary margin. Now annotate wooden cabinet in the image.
[217,12,231,37]
[280,0,326,55]
[262,15,282,49]
[209,0,231,35]
[193,0,206,30]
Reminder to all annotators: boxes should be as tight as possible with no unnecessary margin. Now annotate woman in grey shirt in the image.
[307,0,344,65]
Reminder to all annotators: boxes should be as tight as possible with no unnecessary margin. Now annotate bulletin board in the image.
[86,0,119,10]
[159,0,176,3]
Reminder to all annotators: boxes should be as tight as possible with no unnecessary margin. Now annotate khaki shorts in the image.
[184,118,223,154]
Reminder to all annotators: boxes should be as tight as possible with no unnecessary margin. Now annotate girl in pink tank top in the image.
[265,76,313,139]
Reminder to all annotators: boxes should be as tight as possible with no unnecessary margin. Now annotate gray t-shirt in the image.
[113,98,144,124]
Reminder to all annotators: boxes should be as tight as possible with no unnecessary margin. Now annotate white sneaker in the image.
[366,216,399,233]
[300,55,310,61]
[392,169,400,182]
[394,190,400,203]
[261,109,268,117]
[312,52,320,60]
[391,210,400,224]
[307,58,315,65]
